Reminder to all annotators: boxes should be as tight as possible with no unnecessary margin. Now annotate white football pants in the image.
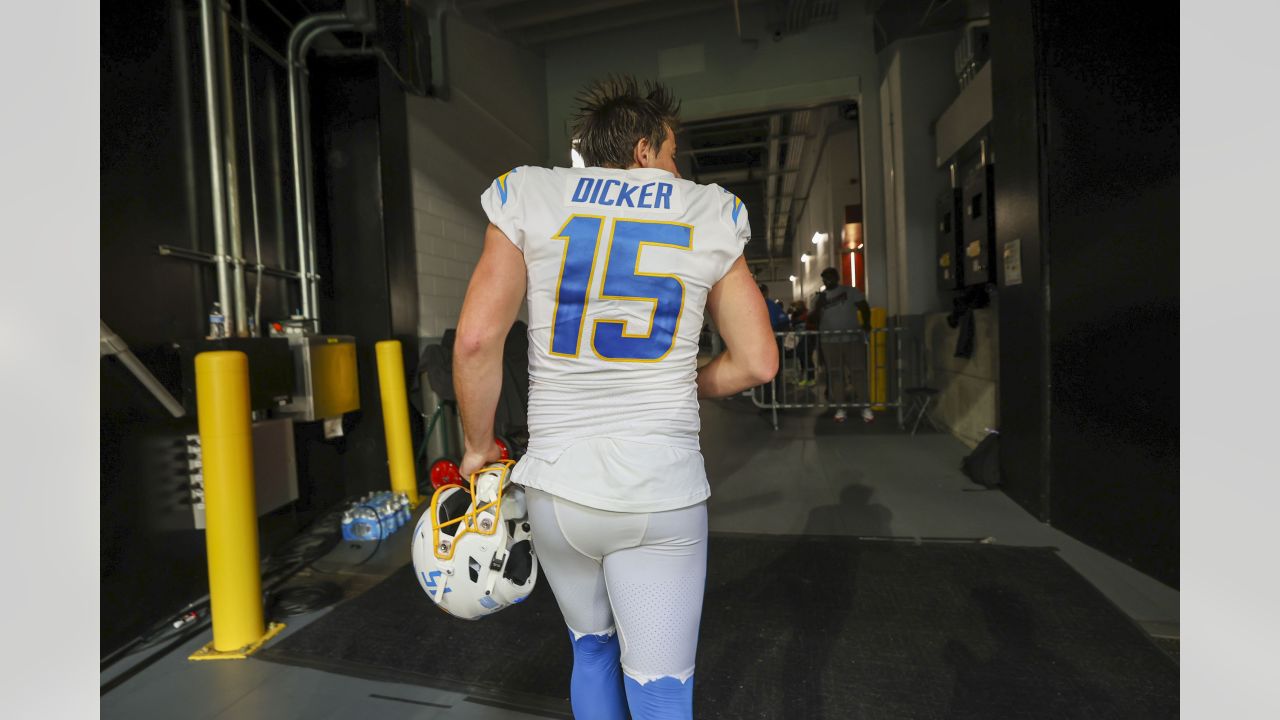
[523,486,707,719]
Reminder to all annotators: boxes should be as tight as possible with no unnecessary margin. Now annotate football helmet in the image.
[411,459,537,620]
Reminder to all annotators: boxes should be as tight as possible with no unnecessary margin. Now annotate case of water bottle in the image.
[341,491,413,542]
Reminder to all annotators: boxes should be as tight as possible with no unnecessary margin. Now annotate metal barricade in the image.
[746,327,907,431]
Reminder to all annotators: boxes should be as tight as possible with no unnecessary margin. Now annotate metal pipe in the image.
[680,134,811,156]
[694,167,799,184]
[101,321,186,418]
[764,114,781,250]
[297,21,360,324]
[199,0,235,336]
[219,7,249,336]
[240,0,265,337]
[298,62,320,321]
[158,244,303,280]
[287,13,345,321]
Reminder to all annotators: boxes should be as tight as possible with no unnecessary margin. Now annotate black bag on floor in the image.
[962,431,1000,488]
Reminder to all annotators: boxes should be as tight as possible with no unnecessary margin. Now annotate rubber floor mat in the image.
[258,535,1177,719]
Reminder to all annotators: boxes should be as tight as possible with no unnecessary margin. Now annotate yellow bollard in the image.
[376,340,420,507]
[189,351,283,661]
[870,307,888,411]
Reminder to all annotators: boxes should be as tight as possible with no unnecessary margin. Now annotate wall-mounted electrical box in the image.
[276,335,360,422]
[961,162,997,287]
[177,337,295,413]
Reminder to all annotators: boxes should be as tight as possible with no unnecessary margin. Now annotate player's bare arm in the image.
[454,223,527,478]
[696,256,778,398]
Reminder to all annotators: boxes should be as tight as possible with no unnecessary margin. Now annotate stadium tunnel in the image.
[101,0,1178,717]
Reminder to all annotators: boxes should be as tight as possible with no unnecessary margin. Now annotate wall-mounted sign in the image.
[1003,238,1023,286]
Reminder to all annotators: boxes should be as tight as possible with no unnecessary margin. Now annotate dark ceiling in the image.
[869,0,990,51]
[450,0,850,47]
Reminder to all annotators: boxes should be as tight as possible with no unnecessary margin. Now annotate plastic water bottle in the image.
[397,493,411,526]
[390,496,404,530]
[208,302,226,339]
[380,497,396,535]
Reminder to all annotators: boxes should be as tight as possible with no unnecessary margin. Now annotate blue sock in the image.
[568,629,627,720]
[623,674,694,720]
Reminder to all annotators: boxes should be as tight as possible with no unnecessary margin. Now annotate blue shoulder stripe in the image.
[720,186,745,223]
[495,167,519,207]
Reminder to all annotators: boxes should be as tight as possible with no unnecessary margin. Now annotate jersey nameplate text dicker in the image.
[563,176,685,214]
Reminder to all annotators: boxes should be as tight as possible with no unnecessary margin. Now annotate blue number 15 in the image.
[549,216,693,362]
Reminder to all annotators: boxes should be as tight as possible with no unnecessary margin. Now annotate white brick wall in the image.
[402,15,547,341]
[410,168,488,339]
[405,122,541,339]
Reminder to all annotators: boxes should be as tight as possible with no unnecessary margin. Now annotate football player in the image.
[453,75,777,719]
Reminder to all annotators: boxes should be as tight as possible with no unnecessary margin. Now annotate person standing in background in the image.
[812,267,873,423]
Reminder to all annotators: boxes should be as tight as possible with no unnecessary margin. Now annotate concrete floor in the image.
[100,395,1178,719]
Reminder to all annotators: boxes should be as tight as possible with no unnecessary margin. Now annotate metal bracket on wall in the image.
[157,244,304,281]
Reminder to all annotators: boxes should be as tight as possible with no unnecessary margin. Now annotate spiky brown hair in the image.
[570,74,681,169]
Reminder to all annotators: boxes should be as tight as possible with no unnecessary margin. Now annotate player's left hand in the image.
[459,440,502,480]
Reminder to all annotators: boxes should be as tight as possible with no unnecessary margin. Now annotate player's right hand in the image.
[460,440,502,480]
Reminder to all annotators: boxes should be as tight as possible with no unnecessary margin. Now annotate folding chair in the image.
[903,386,941,436]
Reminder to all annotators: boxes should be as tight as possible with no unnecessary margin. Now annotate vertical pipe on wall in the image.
[286,12,347,324]
[298,22,359,324]
[286,25,314,320]
[199,0,235,336]
[219,6,249,336]
[240,0,265,337]
[299,68,320,322]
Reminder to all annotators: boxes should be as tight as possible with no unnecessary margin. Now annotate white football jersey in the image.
[479,165,750,512]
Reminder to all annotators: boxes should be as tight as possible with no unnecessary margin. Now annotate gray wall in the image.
[884,30,963,316]
[406,13,548,339]
[543,0,888,306]
[879,30,998,444]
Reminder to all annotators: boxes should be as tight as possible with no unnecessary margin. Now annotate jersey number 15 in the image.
[550,215,692,363]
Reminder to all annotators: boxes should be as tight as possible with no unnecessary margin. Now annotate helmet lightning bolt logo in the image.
[422,570,452,593]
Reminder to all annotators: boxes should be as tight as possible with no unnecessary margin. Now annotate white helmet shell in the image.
[411,460,537,620]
